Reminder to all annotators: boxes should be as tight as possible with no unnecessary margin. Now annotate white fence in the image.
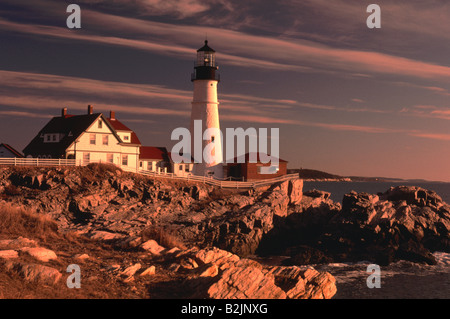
[0,157,299,189]
[0,157,76,166]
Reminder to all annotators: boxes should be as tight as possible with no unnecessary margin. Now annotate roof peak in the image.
[197,40,215,52]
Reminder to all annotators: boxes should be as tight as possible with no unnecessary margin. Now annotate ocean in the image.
[302,181,450,204]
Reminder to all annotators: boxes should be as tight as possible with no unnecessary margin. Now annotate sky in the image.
[1,0,450,181]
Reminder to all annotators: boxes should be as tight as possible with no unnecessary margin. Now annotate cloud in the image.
[393,82,450,97]
[409,132,450,141]
[2,7,450,81]
[221,114,396,134]
[400,104,450,121]
[0,70,192,117]
[0,110,52,119]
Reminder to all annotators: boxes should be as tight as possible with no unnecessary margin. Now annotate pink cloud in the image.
[2,10,450,81]
[221,114,396,134]
[409,133,450,141]
[400,105,450,121]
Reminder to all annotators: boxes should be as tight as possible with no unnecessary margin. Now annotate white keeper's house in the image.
[23,106,143,170]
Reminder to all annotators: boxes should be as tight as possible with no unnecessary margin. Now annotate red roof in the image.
[140,146,168,161]
[106,118,141,145]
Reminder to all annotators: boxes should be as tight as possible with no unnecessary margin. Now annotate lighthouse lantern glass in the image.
[197,51,215,67]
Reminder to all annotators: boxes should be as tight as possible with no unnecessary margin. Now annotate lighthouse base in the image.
[192,162,224,179]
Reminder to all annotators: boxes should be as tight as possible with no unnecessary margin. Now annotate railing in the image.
[122,166,298,189]
[0,157,298,189]
[0,157,76,166]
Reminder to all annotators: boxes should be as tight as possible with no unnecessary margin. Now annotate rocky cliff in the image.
[0,164,335,299]
[0,164,449,298]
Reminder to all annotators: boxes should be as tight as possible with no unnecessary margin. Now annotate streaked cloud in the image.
[2,7,450,81]
[409,132,450,141]
[400,104,450,121]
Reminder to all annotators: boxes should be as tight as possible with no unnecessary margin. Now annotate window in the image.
[185,165,190,172]
[211,136,215,142]
[139,161,143,168]
[107,154,114,164]
[258,165,279,175]
[83,152,90,163]
[90,134,96,145]
[44,134,59,143]
[179,165,183,171]
[98,120,103,129]
[103,135,109,146]
[123,135,130,141]
[122,154,128,166]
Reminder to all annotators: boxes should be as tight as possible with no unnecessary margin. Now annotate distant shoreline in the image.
[288,168,448,183]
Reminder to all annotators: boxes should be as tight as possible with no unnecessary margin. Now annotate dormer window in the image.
[98,119,103,129]
[43,133,59,143]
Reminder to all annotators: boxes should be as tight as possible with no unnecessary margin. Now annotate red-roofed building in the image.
[139,146,170,173]
[23,106,141,170]
[167,152,194,177]
[0,143,24,158]
[105,111,142,145]
[225,152,288,181]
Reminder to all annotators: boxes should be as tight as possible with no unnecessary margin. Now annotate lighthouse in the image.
[190,40,223,178]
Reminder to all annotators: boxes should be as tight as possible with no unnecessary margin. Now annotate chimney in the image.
[62,107,67,117]
[110,110,115,120]
[88,105,93,114]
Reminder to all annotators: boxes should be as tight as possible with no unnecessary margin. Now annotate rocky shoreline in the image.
[0,164,449,299]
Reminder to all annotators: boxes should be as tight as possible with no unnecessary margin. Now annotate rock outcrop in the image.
[157,246,336,299]
[1,163,449,298]
[193,179,304,256]
[259,186,450,266]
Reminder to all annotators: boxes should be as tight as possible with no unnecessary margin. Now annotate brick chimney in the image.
[110,110,115,120]
[61,107,67,117]
[88,105,93,114]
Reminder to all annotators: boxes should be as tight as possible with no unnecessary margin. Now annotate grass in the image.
[0,202,59,240]
[0,202,155,299]
[86,162,122,175]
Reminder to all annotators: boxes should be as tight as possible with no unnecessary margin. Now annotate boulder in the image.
[173,247,336,299]
[0,250,19,260]
[88,231,126,241]
[0,237,37,250]
[304,189,331,200]
[140,266,156,276]
[141,240,165,255]
[194,247,240,269]
[20,247,58,262]
[266,266,337,299]
[288,179,303,205]
[207,259,287,299]
[120,263,142,279]
[5,261,62,285]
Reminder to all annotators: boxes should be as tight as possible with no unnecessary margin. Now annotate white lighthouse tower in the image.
[190,40,223,178]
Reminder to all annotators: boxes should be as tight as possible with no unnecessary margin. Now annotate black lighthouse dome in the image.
[192,40,220,82]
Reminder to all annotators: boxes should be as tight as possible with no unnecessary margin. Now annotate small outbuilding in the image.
[224,152,287,181]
